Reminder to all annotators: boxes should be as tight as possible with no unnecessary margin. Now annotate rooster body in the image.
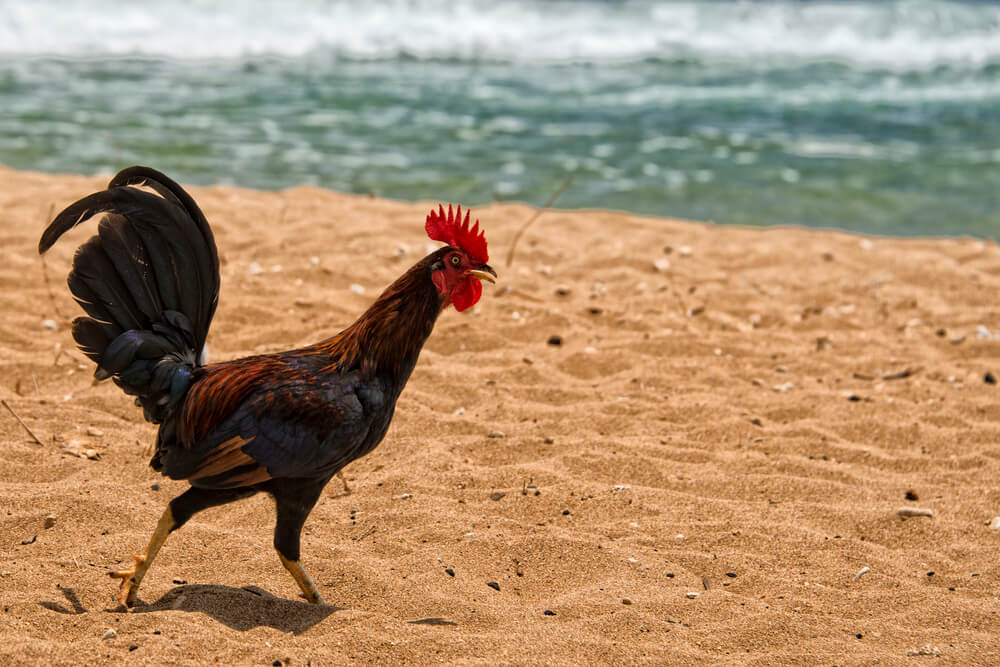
[39,166,495,606]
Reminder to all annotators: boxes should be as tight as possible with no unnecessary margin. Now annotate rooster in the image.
[38,166,496,607]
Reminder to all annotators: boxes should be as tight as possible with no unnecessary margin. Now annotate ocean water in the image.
[1,0,999,237]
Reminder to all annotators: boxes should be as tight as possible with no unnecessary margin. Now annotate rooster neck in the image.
[311,256,444,382]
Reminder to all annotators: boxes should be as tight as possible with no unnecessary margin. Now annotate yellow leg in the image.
[109,506,176,607]
[278,553,327,605]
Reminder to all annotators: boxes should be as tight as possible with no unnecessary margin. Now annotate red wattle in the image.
[451,277,483,312]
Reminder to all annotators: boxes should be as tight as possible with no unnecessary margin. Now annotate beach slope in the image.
[1,166,998,664]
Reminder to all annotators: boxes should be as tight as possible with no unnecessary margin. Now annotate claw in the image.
[106,506,176,608]
[109,554,146,607]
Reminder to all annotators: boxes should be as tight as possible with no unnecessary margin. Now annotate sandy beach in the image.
[1,165,999,665]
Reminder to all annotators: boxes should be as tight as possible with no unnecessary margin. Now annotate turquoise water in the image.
[2,1,1000,237]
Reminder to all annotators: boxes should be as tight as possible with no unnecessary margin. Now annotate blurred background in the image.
[1,0,999,237]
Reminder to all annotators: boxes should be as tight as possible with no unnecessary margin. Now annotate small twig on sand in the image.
[40,203,67,321]
[898,506,934,518]
[669,283,690,320]
[2,399,44,445]
[505,174,573,267]
[883,367,920,381]
[354,525,375,541]
[335,471,352,495]
[41,254,67,320]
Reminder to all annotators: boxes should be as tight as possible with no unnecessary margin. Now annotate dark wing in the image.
[160,359,378,489]
[241,382,371,477]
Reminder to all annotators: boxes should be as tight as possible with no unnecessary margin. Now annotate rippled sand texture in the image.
[1,166,999,665]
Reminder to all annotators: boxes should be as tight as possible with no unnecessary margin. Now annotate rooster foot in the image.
[107,506,177,608]
[109,554,147,607]
[278,553,327,605]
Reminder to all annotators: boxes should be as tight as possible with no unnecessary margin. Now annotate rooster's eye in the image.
[450,255,461,266]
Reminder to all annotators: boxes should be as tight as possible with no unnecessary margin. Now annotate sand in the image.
[1,165,999,665]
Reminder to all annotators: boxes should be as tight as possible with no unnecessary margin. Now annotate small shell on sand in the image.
[898,507,934,518]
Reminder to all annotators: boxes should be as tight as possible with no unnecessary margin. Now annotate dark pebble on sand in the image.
[986,372,996,385]
[725,572,737,578]
[547,335,563,346]
[905,489,919,501]
[856,633,863,639]
[561,509,570,515]
[487,582,500,591]
[544,610,556,616]
[172,579,187,585]
[445,568,455,577]
[927,571,934,577]
[129,645,138,652]
[273,661,282,667]
[151,484,159,490]
[666,573,674,578]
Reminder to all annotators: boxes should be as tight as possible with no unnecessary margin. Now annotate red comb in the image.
[425,204,488,264]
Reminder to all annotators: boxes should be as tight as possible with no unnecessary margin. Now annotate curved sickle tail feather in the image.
[39,166,220,424]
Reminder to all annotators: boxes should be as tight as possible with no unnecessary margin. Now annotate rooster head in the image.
[426,204,496,311]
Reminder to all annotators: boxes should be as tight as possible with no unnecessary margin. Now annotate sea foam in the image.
[1,0,998,70]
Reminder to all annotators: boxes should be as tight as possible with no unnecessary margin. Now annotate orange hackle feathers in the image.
[425,204,488,264]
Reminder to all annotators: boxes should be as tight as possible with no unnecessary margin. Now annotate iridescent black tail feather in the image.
[39,166,220,424]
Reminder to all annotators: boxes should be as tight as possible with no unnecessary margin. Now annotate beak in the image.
[467,265,497,284]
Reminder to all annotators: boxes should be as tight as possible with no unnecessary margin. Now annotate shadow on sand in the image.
[41,583,340,634]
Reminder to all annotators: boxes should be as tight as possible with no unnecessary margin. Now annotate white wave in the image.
[1,0,999,70]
